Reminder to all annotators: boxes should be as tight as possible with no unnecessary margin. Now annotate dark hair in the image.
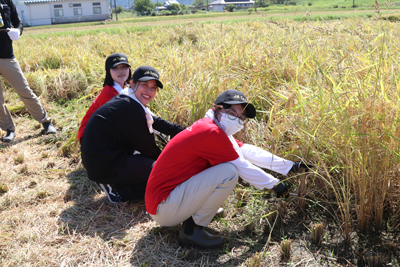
[129,79,139,90]
[103,68,132,87]
[213,104,231,119]
[214,103,232,110]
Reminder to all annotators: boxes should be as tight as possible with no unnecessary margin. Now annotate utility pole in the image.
[206,0,208,11]
[109,0,113,19]
[114,0,118,20]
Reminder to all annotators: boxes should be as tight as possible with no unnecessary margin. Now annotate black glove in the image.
[273,183,289,198]
[290,161,314,172]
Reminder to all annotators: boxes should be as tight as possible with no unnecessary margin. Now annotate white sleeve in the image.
[229,156,281,190]
[240,144,294,176]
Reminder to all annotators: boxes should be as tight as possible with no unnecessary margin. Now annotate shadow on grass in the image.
[129,215,272,266]
[0,132,42,148]
[58,169,149,241]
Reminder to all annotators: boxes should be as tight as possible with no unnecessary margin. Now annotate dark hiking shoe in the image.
[99,183,127,204]
[178,224,224,249]
[42,122,57,134]
[2,130,16,143]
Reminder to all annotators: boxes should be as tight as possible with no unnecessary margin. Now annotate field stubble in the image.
[0,17,399,266]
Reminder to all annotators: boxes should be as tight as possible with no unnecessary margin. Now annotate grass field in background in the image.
[0,6,400,266]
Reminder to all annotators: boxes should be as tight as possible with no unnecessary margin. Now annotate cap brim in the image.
[138,77,164,89]
[111,62,131,69]
[223,100,256,118]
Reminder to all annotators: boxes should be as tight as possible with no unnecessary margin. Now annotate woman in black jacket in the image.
[81,66,185,203]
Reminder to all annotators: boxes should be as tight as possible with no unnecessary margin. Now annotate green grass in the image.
[23,0,400,34]
[23,11,386,39]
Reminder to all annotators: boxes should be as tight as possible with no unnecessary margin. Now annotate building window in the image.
[54,9,64,17]
[93,2,101,14]
[73,8,82,15]
[54,4,62,8]
[72,3,82,7]
[93,7,101,14]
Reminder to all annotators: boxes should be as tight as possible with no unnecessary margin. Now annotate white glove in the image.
[7,28,20,41]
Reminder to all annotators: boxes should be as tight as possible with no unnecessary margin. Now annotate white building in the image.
[155,0,179,11]
[208,0,254,12]
[15,0,109,26]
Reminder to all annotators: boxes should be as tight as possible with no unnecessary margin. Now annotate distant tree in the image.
[115,5,124,13]
[168,3,181,10]
[256,0,269,7]
[225,4,235,11]
[134,0,155,12]
[193,0,206,6]
[155,2,163,6]
[270,0,285,4]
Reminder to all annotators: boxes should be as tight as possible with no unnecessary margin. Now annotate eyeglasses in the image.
[223,108,249,125]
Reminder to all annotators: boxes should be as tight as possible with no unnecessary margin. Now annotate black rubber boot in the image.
[2,130,16,143]
[178,217,224,249]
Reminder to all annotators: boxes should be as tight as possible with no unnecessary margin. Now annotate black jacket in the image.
[0,0,23,58]
[81,94,185,181]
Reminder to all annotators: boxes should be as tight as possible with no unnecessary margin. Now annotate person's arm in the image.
[118,98,161,160]
[78,86,118,142]
[239,144,294,176]
[95,85,119,106]
[9,0,23,34]
[152,115,185,138]
[229,156,281,190]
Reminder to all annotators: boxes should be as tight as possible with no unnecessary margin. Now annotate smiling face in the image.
[133,80,158,106]
[110,64,130,87]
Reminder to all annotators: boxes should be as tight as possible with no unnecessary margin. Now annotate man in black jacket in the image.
[0,0,56,143]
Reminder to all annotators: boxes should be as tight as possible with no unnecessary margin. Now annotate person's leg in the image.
[114,154,155,185]
[103,154,155,201]
[150,163,238,248]
[0,58,51,124]
[151,162,238,227]
[0,71,15,132]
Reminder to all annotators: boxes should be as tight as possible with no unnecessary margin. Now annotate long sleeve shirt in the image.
[230,144,293,190]
[81,94,185,182]
[0,0,23,59]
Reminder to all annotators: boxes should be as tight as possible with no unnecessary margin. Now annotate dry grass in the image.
[1,14,400,266]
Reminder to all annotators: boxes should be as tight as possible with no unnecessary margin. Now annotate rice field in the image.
[0,12,400,266]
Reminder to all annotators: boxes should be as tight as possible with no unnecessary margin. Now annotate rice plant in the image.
[280,239,292,260]
[311,222,325,245]
[1,15,399,265]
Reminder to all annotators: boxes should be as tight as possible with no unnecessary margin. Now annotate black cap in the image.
[215,89,256,118]
[105,53,130,70]
[132,65,163,89]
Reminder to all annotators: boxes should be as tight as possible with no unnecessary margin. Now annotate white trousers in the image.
[150,163,238,227]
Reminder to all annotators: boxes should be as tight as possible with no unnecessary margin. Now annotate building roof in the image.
[209,0,254,4]
[18,0,103,5]
[163,0,179,7]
